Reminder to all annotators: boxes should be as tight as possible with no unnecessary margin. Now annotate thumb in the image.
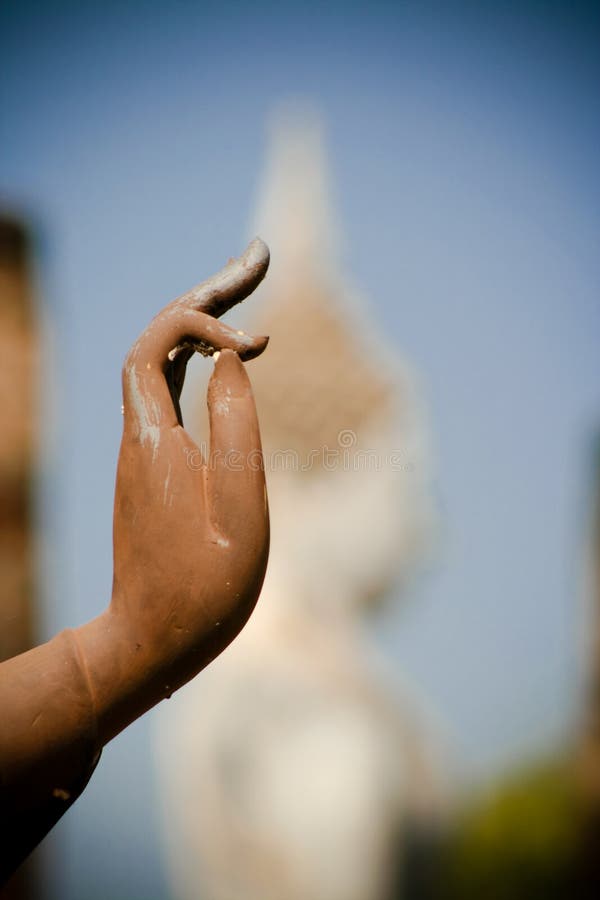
[206,350,269,559]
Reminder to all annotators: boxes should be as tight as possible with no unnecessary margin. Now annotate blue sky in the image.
[2,1,599,896]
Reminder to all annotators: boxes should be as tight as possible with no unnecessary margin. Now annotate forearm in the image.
[0,597,219,806]
[0,606,209,882]
[0,628,98,796]
[0,629,100,881]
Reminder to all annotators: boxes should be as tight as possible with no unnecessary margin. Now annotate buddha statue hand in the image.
[76,238,271,745]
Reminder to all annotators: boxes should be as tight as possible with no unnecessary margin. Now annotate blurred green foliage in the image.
[435,756,582,899]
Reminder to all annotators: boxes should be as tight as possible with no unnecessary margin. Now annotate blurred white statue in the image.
[154,108,446,900]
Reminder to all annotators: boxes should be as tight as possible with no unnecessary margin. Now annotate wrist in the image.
[73,603,213,746]
[73,608,153,746]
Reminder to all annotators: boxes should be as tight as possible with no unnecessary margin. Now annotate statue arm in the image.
[0,240,270,881]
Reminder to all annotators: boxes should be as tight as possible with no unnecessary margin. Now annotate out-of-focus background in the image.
[1,1,599,898]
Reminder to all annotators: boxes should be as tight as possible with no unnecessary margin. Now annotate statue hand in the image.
[77,240,270,744]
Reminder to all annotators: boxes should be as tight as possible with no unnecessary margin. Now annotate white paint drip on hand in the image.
[127,366,162,462]
[163,462,172,506]
[212,381,232,418]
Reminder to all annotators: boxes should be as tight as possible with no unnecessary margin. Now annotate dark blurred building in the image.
[0,215,39,899]
[0,216,38,663]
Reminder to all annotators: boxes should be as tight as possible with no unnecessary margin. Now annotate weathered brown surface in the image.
[0,239,270,882]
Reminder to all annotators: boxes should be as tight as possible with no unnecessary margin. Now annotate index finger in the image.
[172,237,270,319]
[121,240,270,445]
[164,237,270,411]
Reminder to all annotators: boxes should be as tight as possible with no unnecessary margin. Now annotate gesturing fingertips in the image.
[125,308,268,373]
[121,306,269,434]
[166,318,269,364]
[121,239,270,439]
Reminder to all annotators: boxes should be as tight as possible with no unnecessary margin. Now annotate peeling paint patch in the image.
[214,399,230,416]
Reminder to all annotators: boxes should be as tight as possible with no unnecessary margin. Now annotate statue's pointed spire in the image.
[251,105,340,287]
[154,118,443,900]
[246,108,396,460]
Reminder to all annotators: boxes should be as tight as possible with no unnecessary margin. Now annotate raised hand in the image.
[75,239,271,744]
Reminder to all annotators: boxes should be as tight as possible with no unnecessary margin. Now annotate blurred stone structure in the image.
[0,216,37,666]
[0,216,39,899]
[154,113,446,900]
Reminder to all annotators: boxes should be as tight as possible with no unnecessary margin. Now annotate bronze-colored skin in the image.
[0,240,271,883]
